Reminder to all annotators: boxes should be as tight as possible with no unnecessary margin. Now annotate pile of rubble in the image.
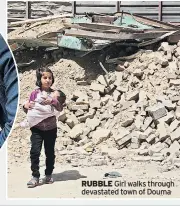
[55,40,180,171]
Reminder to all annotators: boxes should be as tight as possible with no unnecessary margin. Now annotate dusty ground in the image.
[8,161,180,198]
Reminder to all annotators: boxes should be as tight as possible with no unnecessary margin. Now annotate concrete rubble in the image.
[8,34,180,173]
[47,40,180,171]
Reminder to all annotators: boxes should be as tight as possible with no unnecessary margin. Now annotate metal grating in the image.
[7,1,180,24]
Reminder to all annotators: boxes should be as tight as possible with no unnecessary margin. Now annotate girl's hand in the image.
[41,96,52,105]
[24,101,35,110]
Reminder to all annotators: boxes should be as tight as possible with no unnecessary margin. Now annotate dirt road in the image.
[8,161,180,198]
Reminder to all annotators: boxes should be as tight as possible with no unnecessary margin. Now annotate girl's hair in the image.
[36,68,54,87]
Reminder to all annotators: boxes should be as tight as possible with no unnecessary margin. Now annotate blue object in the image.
[104,171,122,178]
[114,15,153,30]
[58,34,92,51]
[0,34,19,148]
[71,16,92,24]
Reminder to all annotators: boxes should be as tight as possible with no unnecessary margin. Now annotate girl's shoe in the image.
[27,177,39,188]
[44,175,54,184]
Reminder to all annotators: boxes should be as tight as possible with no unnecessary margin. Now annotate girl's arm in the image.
[23,90,37,113]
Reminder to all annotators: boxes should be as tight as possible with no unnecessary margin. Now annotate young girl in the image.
[23,68,64,188]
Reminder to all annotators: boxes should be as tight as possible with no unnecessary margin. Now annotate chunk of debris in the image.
[148,103,167,120]
[90,82,105,93]
[69,124,84,139]
[92,129,111,145]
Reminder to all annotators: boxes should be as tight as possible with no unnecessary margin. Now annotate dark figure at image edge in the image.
[0,34,18,148]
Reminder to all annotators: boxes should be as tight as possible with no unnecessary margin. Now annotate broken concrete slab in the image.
[89,99,102,109]
[113,90,121,102]
[66,118,75,128]
[60,137,73,146]
[58,111,67,123]
[83,126,92,136]
[117,134,132,148]
[121,112,135,127]
[157,122,169,142]
[72,90,87,99]
[164,137,172,147]
[175,46,180,57]
[76,81,89,86]
[69,123,84,139]
[126,90,139,101]
[90,159,108,166]
[141,116,153,132]
[133,69,144,78]
[147,103,167,120]
[159,42,172,53]
[78,108,95,123]
[121,100,135,111]
[161,100,176,111]
[139,131,149,140]
[91,91,101,100]
[75,109,84,117]
[168,61,178,72]
[156,95,169,103]
[77,137,89,147]
[114,72,123,86]
[82,142,94,151]
[138,148,149,156]
[124,61,129,68]
[147,134,156,144]
[171,96,180,103]
[71,104,89,111]
[167,73,178,80]
[101,110,114,121]
[131,135,140,149]
[90,82,105,93]
[170,119,180,132]
[138,90,147,102]
[145,127,154,137]
[86,118,100,131]
[170,127,180,142]
[66,113,79,125]
[92,129,111,145]
[169,79,180,86]
[151,155,164,162]
[135,115,144,130]
[116,86,128,93]
[114,127,130,142]
[175,106,180,120]
[132,156,151,161]
[57,121,71,133]
[166,140,180,156]
[149,142,167,154]
[157,111,175,125]
[76,96,89,105]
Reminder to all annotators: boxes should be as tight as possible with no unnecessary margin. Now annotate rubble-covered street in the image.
[7,1,180,198]
[8,40,180,197]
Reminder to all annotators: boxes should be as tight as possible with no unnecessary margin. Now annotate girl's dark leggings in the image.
[30,127,57,178]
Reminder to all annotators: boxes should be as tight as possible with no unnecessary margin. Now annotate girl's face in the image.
[41,72,53,90]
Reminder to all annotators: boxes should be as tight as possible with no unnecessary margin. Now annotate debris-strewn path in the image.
[8,41,180,197]
[7,6,180,198]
